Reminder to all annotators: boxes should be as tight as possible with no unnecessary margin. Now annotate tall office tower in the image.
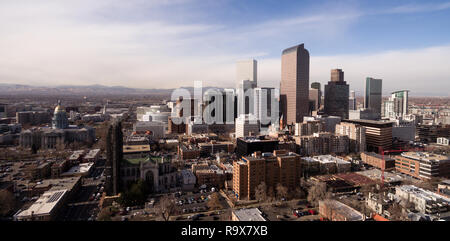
[349,90,357,111]
[105,120,123,196]
[324,69,349,119]
[236,59,257,89]
[254,87,274,128]
[365,77,382,117]
[384,90,409,118]
[311,82,322,108]
[280,43,310,126]
[309,88,320,112]
[236,60,257,116]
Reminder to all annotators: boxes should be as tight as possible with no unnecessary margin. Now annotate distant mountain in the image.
[0,83,226,96]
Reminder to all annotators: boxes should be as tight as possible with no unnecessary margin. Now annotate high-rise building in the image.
[236,60,257,116]
[236,59,257,90]
[383,90,409,118]
[280,44,310,126]
[105,120,123,196]
[254,87,274,129]
[309,88,320,112]
[233,150,302,200]
[295,120,323,136]
[349,90,357,111]
[335,122,366,153]
[235,114,260,138]
[324,69,349,119]
[342,119,392,153]
[364,77,382,117]
[311,82,322,108]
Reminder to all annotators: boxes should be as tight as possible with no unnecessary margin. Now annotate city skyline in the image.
[1,0,450,96]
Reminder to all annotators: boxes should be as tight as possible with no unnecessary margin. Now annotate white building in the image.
[312,155,351,174]
[14,189,68,221]
[437,137,449,146]
[235,114,260,138]
[395,185,450,215]
[133,121,165,139]
[232,208,266,221]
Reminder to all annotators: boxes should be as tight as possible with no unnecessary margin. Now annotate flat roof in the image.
[233,208,266,221]
[401,152,449,162]
[123,145,150,153]
[320,199,364,221]
[342,119,394,127]
[357,169,404,183]
[84,149,100,159]
[62,162,94,176]
[16,189,67,218]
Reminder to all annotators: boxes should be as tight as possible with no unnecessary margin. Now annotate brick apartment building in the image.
[232,150,302,200]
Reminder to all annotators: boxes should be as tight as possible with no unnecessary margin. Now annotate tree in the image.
[118,180,148,207]
[254,182,268,203]
[156,195,176,221]
[207,192,223,210]
[276,183,288,201]
[0,190,15,217]
[267,186,276,202]
[307,182,332,207]
[387,202,405,221]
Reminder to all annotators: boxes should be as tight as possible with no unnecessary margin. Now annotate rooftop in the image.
[233,208,266,221]
[320,199,364,221]
[15,189,67,218]
[123,144,150,153]
[401,152,449,162]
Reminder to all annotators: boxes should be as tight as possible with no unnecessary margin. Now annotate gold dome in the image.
[54,100,65,113]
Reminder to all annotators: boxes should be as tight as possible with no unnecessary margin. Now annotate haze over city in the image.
[1,0,450,96]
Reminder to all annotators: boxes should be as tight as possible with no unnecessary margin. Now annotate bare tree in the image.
[387,202,405,221]
[307,182,331,207]
[267,186,275,202]
[156,196,176,221]
[276,183,288,201]
[0,190,15,217]
[207,192,223,210]
[254,182,268,203]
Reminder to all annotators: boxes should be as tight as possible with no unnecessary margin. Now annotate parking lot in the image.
[257,200,321,221]
[172,189,229,215]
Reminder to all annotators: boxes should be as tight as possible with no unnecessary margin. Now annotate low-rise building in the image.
[319,199,364,221]
[361,152,395,170]
[395,152,450,180]
[395,185,450,215]
[231,208,266,221]
[179,169,196,191]
[15,189,68,221]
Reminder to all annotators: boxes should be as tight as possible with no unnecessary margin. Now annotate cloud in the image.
[0,0,449,96]
[256,45,450,96]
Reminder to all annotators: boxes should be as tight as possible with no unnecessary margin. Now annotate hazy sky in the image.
[1,0,450,96]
